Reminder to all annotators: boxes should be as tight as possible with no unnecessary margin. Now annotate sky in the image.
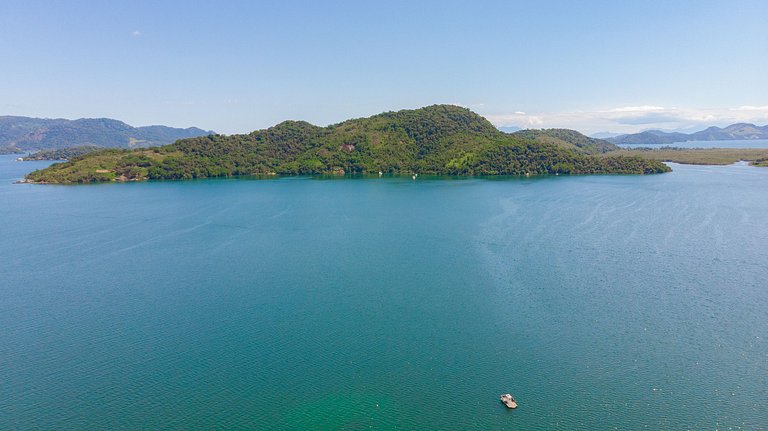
[1,0,767,135]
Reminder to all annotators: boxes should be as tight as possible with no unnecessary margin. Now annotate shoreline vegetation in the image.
[17,143,768,167]
[20,146,101,161]
[24,105,670,184]
[617,148,768,166]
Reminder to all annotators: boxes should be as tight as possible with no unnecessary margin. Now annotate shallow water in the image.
[1,156,767,429]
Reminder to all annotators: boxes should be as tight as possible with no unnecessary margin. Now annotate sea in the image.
[1,154,766,430]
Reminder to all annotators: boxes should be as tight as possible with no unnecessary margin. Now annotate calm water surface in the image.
[1,156,767,429]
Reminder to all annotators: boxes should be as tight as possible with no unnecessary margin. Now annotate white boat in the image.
[500,393,517,409]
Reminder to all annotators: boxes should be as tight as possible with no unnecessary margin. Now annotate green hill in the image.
[25,105,670,183]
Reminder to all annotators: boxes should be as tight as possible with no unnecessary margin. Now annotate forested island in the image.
[25,105,670,183]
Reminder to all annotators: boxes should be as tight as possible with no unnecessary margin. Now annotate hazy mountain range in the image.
[0,116,213,153]
[7,114,765,156]
[608,123,768,146]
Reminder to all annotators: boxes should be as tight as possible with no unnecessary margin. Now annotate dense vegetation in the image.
[510,129,619,154]
[0,115,212,153]
[21,146,101,161]
[26,105,670,183]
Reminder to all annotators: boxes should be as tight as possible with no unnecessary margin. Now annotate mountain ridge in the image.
[609,123,768,145]
[0,116,213,153]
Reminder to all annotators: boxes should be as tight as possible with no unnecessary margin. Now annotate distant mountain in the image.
[497,126,521,133]
[590,131,621,139]
[609,123,768,146]
[511,128,619,154]
[692,123,768,140]
[0,116,213,153]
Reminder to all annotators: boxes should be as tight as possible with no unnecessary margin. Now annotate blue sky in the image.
[1,0,767,135]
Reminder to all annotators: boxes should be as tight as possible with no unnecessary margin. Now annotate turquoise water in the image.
[1,155,767,429]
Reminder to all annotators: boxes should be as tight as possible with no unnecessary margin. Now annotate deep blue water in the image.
[618,138,768,149]
[1,156,767,429]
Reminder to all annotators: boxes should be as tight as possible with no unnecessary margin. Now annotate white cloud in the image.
[484,105,768,135]
[731,105,768,111]
[451,102,487,109]
[132,30,142,37]
[605,105,666,113]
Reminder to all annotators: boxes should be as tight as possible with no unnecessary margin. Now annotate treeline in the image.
[22,146,101,161]
[511,129,619,154]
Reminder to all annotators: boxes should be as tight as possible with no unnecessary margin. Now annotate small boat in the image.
[500,393,517,409]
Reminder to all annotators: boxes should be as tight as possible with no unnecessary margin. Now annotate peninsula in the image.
[25,105,670,183]
[20,146,101,161]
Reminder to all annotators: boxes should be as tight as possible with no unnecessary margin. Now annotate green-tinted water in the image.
[1,156,766,429]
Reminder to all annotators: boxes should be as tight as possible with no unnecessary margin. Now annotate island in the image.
[24,105,670,183]
[608,123,768,146]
